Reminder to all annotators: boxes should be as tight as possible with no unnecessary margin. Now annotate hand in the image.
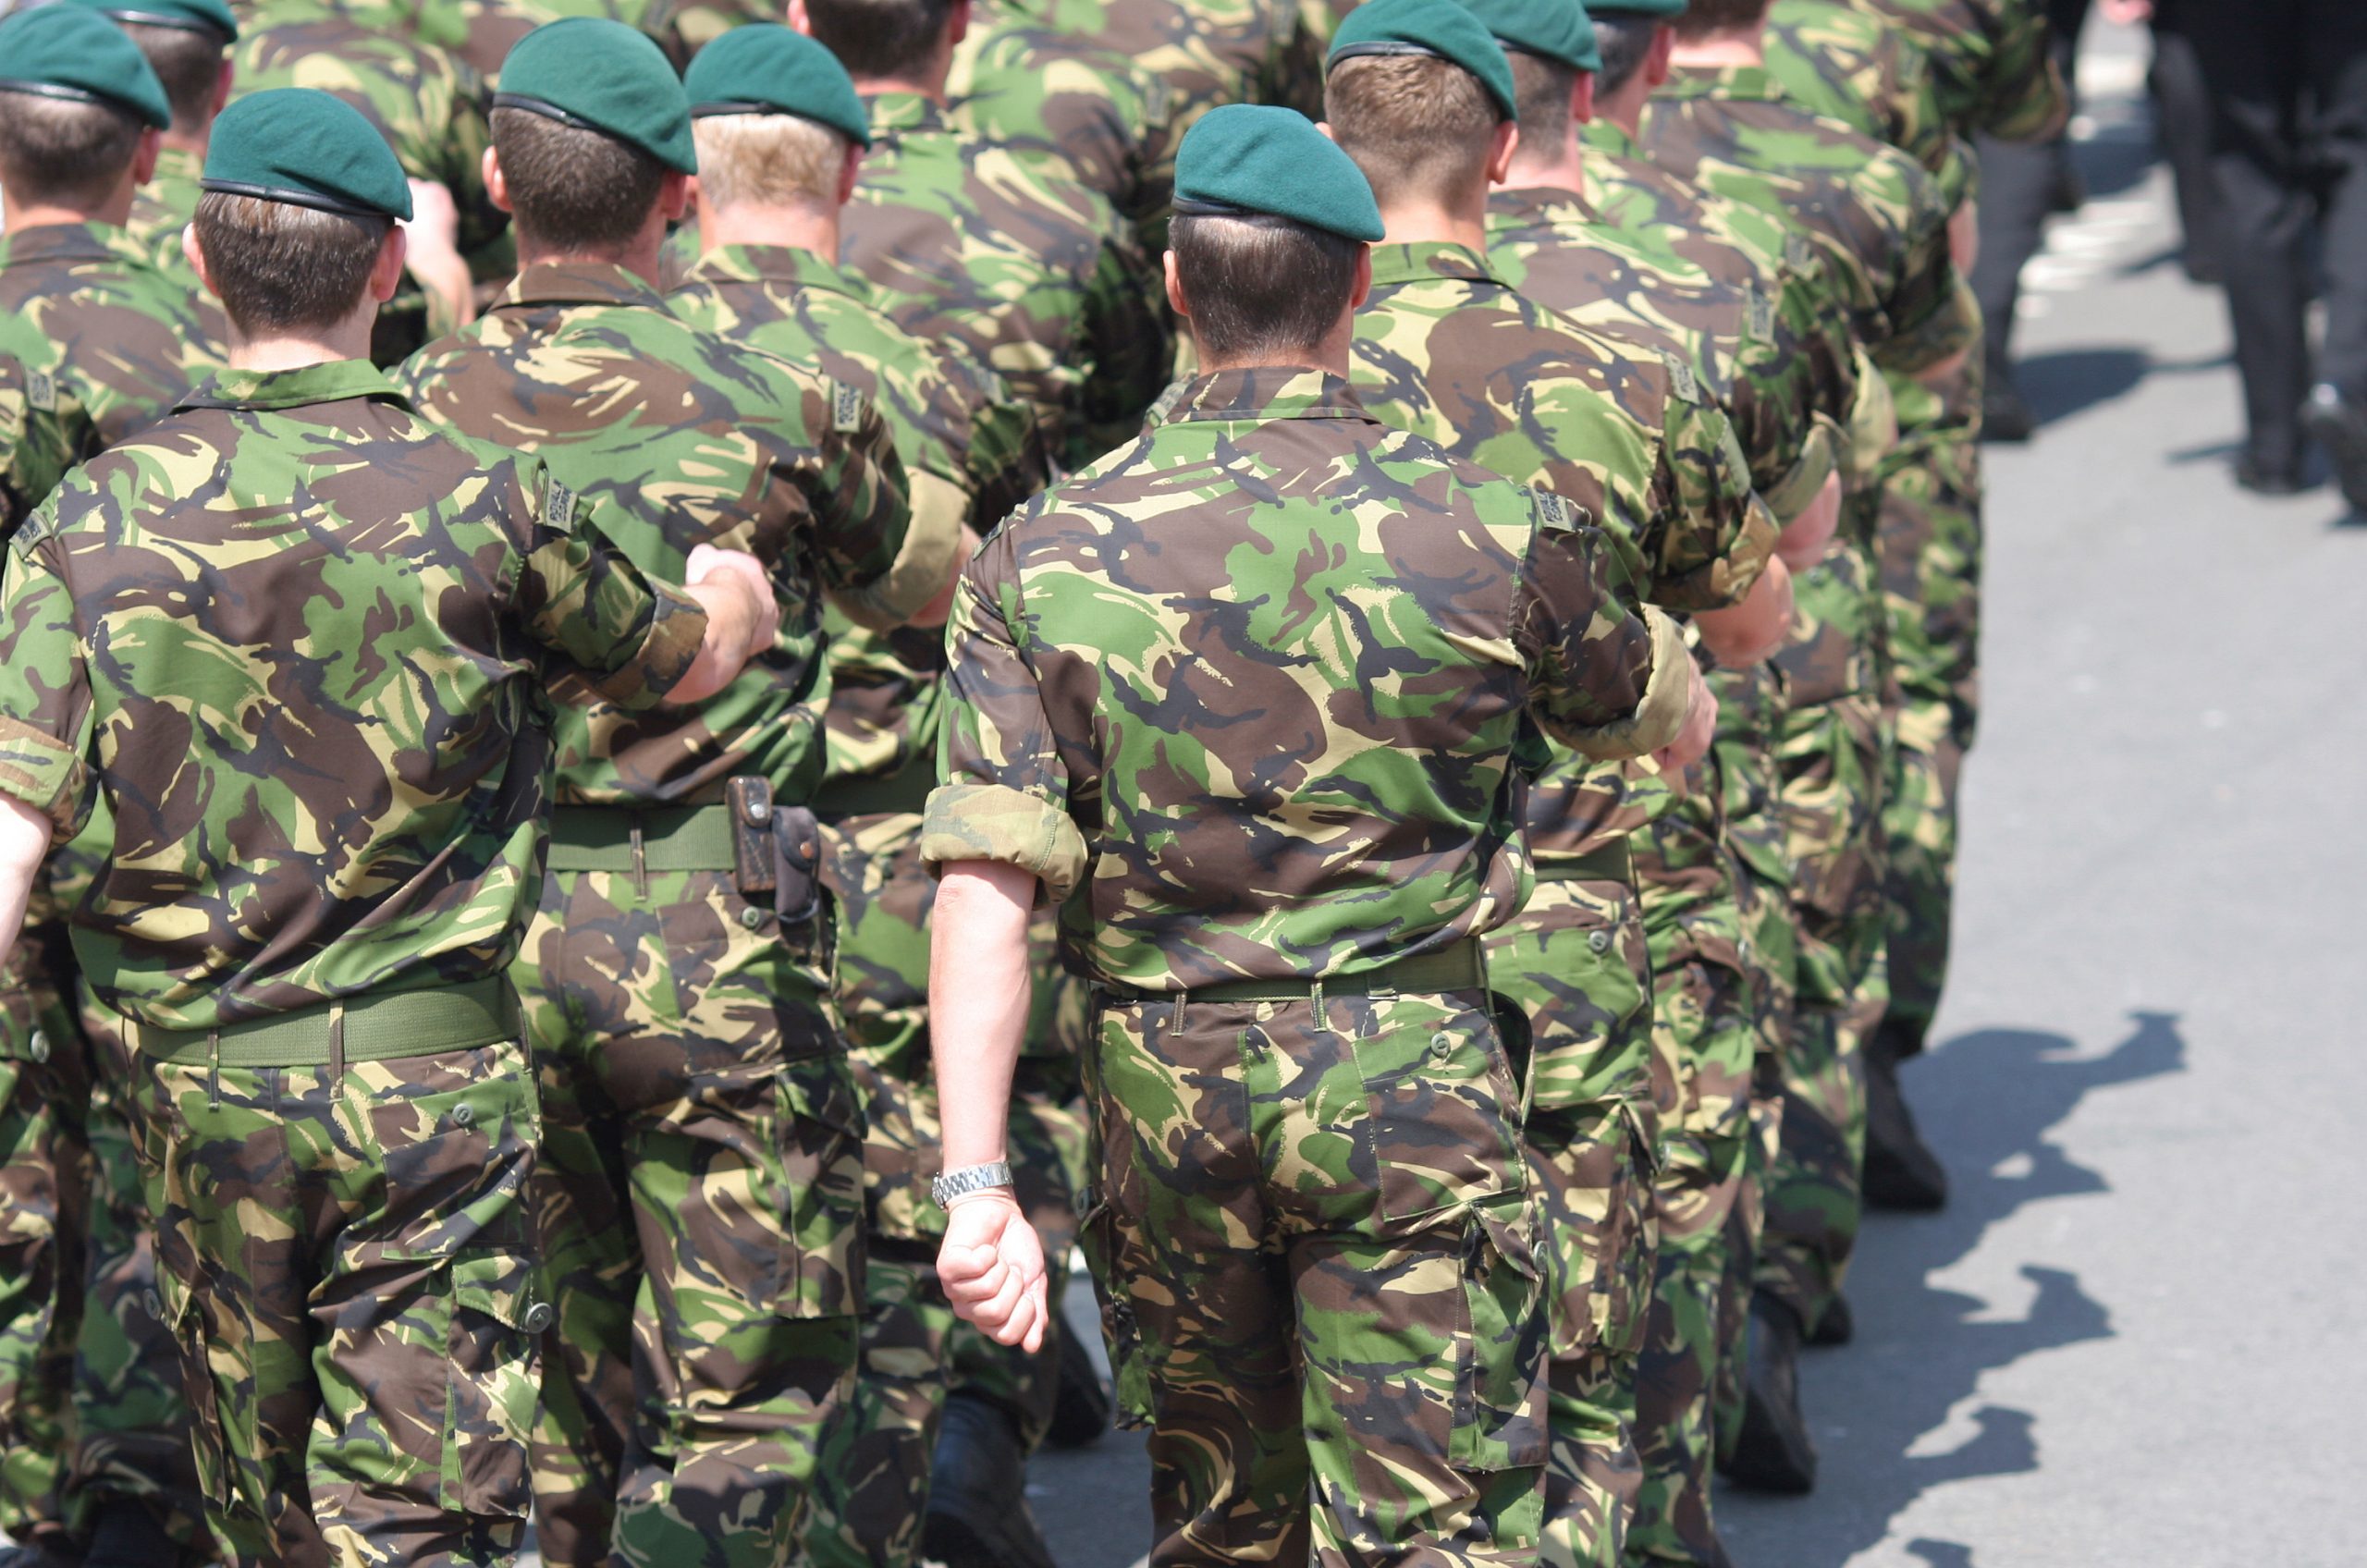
[1651,656,1717,785]
[403,178,461,252]
[2099,0,2151,23]
[687,543,778,662]
[938,1192,1051,1352]
[400,179,474,332]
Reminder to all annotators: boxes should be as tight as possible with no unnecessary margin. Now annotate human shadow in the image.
[1716,1011,2189,1568]
[2014,347,2151,429]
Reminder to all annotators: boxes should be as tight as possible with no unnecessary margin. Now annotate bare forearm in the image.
[929,861,1038,1170]
[0,797,55,958]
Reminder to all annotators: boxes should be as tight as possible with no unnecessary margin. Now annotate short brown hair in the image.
[1508,52,1576,150]
[1171,213,1362,364]
[0,92,144,209]
[1323,52,1500,208]
[799,0,954,80]
[1674,0,1771,40]
[121,18,231,130]
[1591,18,1660,94]
[491,105,668,256]
[692,112,849,210]
[191,190,387,336]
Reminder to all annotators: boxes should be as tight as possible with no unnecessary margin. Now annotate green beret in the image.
[1329,0,1518,122]
[64,0,239,43]
[1172,104,1382,242]
[1581,0,1686,18]
[683,23,870,149]
[0,6,172,130]
[495,18,698,175]
[202,88,413,220]
[1462,0,1600,73]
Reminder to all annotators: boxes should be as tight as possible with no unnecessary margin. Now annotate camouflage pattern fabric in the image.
[404,0,689,83]
[1082,989,1549,1564]
[397,260,935,813]
[1641,65,1975,381]
[1482,876,1656,1568]
[1766,0,1973,211]
[123,143,206,280]
[994,0,1337,128]
[0,358,705,1028]
[135,1036,546,1567]
[922,367,1688,992]
[515,867,863,1568]
[1849,0,2071,144]
[0,222,226,481]
[839,91,1171,470]
[950,0,1182,252]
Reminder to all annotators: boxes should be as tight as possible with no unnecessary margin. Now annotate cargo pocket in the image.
[1075,1195,1152,1430]
[441,1250,542,1519]
[163,1280,231,1510]
[1589,1102,1661,1363]
[1355,1000,1527,1224]
[772,1053,866,1318]
[1452,1191,1548,1475]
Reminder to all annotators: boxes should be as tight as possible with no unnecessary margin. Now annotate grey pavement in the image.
[1027,21,2367,1568]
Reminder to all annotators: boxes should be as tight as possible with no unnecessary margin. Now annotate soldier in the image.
[1636,0,1979,1517]
[926,102,1697,1566]
[665,28,1068,1568]
[792,0,1172,468]
[395,19,952,1567]
[1320,6,1779,1559]
[59,0,239,279]
[0,84,778,1568]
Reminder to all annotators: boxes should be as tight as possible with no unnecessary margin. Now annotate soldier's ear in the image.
[838,142,864,206]
[786,0,813,33]
[1570,70,1597,128]
[212,59,234,121]
[1646,22,1676,88]
[947,0,970,45]
[183,224,217,301]
[484,145,511,216]
[658,171,693,225]
[371,222,408,304]
[1162,250,1189,322]
[1348,244,1372,312]
[131,127,163,190]
[1486,120,1518,188]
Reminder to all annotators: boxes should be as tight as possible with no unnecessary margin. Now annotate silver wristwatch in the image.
[931,1160,1015,1209]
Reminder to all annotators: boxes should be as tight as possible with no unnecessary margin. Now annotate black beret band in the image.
[199,178,398,222]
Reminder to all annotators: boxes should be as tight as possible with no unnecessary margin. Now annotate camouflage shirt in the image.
[404,0,689,83]
[1643,64,1976,379]
[840,91,1171,472]
[124,143,206,277]
[668,242,1046,792]
[0,222,227,505]
[997,0,1334,127]
[0,359,705,1029]
[1851,0,2070,144]
[1767,0,1971,211]
[922,367,1691,991]
[1487,186,1835,525]
[398,261,939,809]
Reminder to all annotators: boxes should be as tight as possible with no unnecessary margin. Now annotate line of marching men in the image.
[0,0,2067,1565]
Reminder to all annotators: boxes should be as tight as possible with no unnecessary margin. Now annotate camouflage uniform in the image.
[993,0,1337,128]
[124,142,206,278]
[926,365,1697,1564]
[1767,0,1972,210]
[1637,64,1974,1559]
[666,240,1072,1568]
[1840,0,2070,1060]
[1348,239,1772,1567]
[0,355,709,1567]
[399,260,944,1568]
[404,0,689,84]
[840,90,1171,470]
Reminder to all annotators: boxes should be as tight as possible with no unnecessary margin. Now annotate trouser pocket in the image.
[1075,1195,1151,1429]
[440,1250,542,1518]
[160,1282,228,1512]
[773,1052,866,1318]
[1453,1191,1549,1475]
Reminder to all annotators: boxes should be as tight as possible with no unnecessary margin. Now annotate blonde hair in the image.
[692,112,850,211]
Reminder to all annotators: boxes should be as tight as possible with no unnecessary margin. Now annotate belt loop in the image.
[206,1029,221,1108]
[631,821,649,899]
[1310,976,1329,1035]
[1169,987,1186,1037]
[327,999,347,1078]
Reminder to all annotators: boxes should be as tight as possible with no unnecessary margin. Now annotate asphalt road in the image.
[1030,23,2367,1568]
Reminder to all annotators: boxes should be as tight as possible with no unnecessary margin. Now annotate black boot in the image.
[1981,374,2036,444]
[2300,384,2367,516]
[1805,1291,1853,1348]
[1045,1317,1112,1449]
[80,1501,182,1568]
[1863,1023,1949,1212]
[1723,1292,1818,1494]
[0,1538,83,1568]
[924,1391,1060,1568]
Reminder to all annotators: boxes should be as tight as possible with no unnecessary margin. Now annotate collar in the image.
[1367,240,1501,290]
[1580,117,1644,162]
[0,221,132,269]
[1662,62,1786,104]
[684,244,874,304]
[1488,184,1594,235]
[494,259,668,312]
[863,92,950,139]
[175,357,405,413]
[151,143,203,182]
[1146,368,1373,429]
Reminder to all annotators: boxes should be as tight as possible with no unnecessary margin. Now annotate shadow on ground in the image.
[2014,347,2150,429]
[1716,1011,2188,1568]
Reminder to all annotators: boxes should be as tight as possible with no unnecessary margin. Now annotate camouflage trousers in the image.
[134,1030,546,1567]
[1757,695,1892,1333]
[1483,873,1658,1568]
[0,932,88,1551]
[804,813,1089,1568]
[517,863,864,1568]
[1083,986,1549,1566]
[1876,406,1982,1054]
[1626,803,1758,1568]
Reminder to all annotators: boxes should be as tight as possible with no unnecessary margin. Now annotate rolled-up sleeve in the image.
[513,472,707,709]
[0,537,93,837]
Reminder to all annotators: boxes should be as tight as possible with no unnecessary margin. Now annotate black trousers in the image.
[2151,0,2224,281]
[1972,0,2091,378]
[2186,0,2367,466]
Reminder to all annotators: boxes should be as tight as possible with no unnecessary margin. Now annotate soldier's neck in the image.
[1507,133,1589,198]
[227,315,374,374]
[161,126,210,160]
[1376,197,1491,257]
[1666,30,1765,71]
[699,202,839,262]
[2,190,130,237]
[516,239,666,289]
[1597,79,1651,138]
